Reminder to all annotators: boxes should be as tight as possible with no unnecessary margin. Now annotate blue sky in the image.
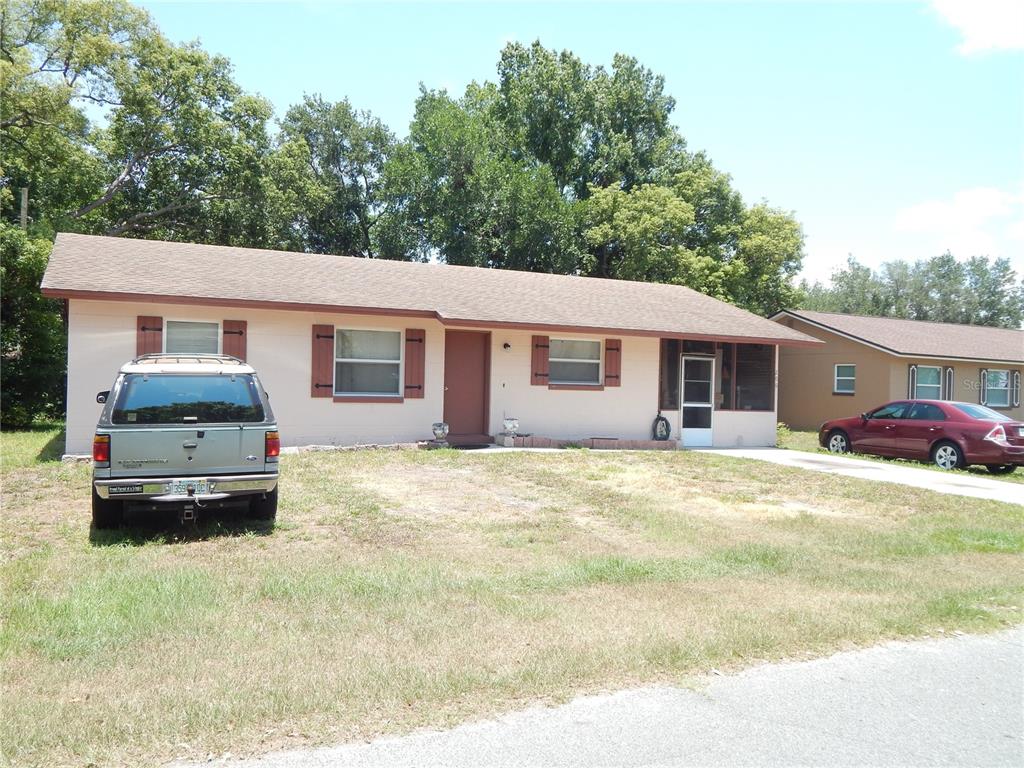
[139,0,1023,284]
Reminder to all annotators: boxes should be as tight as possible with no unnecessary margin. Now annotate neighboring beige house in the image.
[42,234,819,455]
[771,310,1024,429]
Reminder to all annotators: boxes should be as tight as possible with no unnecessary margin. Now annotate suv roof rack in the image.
[131,353,245,365]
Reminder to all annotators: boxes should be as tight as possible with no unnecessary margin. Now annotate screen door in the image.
[680,357,714,447]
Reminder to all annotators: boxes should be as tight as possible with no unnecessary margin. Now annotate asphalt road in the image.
[183,626,1024,768]
[698,447,1024,506]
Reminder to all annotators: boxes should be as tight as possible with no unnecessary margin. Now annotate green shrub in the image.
[1,224,65,428]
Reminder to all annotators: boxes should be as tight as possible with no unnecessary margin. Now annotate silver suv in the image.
[91,354,280,528]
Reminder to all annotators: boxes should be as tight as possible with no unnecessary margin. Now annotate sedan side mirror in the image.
[96,390,110,404]
[860,412,869,421]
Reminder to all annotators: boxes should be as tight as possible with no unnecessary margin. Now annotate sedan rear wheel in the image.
[985,464,1017,475]
[827,430,850,454]
[932,442,964,471]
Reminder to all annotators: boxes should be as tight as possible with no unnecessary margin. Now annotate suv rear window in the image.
[112,374,264,424]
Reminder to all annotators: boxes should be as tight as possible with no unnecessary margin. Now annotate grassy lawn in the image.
[2,426,1023,767]
[778,427,1024,484]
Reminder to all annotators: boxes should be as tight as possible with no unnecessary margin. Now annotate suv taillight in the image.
[984,425,1007,443]
[93,434,110,466]
[265,430,280,462]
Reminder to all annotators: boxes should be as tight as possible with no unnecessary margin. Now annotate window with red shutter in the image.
[404,329,425,398]
[311,324,335,397]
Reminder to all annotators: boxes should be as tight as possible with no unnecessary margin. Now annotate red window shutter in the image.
[311,324,335,398]
[136,316,162,356]
[531,335,549,385]
[223,320,247,361]
[604,339,621,387]
[404,329,426,398]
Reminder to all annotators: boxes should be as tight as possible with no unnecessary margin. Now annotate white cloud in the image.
[799,184,1024,286]
[931,0,1024,55]
[892,185,1023,257]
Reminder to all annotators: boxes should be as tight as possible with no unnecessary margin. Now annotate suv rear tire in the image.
[248,486,278,522]
[91,488,124,529]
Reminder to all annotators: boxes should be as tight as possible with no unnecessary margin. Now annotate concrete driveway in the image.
[178,627,1024,768]
[698,448,1024,506]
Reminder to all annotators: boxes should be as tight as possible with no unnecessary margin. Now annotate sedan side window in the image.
[870,403,908,419]
[909,403,946,421]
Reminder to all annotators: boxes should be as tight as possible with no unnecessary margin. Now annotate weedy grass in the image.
[2,431,1022,767]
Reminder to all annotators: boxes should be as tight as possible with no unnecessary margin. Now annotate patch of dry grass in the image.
[2,436,1022,767]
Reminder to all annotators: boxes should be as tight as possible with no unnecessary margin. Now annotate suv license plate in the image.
[171,480,208,495]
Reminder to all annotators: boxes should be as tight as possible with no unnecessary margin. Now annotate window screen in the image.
[913,366,941,399]
[834,364,855,393]
[659,339,681,410]
[165,321,219,354]
[549,339,601,385]
[735,344,773,410]
[335,329,402,396]
[984,369,1010,407]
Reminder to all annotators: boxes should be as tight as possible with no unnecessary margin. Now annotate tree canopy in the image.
[2,4,803,307]
[800,253,1024,329]
[8,1,1015,425]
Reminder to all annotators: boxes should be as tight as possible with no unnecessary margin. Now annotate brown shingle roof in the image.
[779,309,1024,364]
[41,234,819,345]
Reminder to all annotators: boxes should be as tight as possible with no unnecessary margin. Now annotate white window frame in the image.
[333,327,404,398]
[833,363,856,394]
[983,368,1011,409]
[912,364,942,399]
[163,319,222,355]
[548,337,603,386]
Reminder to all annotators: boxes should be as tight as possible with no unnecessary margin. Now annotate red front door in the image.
[443,330,490,443]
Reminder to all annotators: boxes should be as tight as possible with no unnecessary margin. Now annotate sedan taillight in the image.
[265,430,280,461]
[93,434,110,466]
[984,424,1007,443]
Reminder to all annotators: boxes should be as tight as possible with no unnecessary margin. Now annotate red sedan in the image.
[818,400,1024,474]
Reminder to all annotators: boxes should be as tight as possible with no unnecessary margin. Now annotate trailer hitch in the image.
[180,484,203,524]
